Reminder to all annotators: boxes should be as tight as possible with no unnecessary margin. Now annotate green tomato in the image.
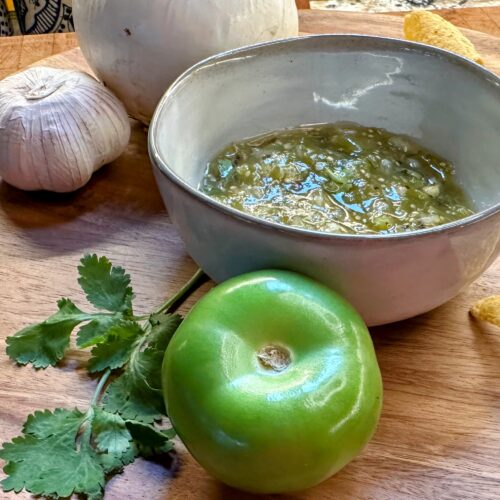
[162,270,382,493]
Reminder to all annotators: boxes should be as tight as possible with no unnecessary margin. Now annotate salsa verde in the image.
[200,124,474,235]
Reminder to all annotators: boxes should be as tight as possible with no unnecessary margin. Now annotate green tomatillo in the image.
[162,270,382,493]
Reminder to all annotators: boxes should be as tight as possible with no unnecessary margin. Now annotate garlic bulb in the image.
[73,0,299,124]
[0,67,131,192]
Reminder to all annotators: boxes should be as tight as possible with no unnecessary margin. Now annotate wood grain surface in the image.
[0,10,499,500]
[0,33,78,80]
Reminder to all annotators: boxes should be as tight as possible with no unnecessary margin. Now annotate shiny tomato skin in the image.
[162,270,382,493]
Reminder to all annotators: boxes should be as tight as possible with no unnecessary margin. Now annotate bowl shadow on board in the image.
[368,283,485,341]
[369,310,430,347]
[0,122,167,254]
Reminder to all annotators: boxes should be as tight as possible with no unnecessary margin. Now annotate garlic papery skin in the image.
[0,66,131,192]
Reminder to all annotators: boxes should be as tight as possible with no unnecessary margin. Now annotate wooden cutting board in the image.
[1,11,499,500]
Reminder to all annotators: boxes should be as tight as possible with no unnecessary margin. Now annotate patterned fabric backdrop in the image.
[0,0,12,35]
[1,1,499,35]
[0,0,73,35]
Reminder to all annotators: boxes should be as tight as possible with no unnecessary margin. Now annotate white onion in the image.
[73,0,299,124]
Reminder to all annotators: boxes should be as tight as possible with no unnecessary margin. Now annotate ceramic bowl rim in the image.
[149,34,500,241]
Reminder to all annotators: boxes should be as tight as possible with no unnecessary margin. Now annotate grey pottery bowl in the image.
[149,35,500,326]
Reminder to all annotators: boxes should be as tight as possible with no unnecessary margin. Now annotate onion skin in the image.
[73,0,299,124]
[0,67,130,193]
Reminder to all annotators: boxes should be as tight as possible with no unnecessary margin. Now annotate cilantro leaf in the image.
[76,315,123,349]
[125,421,175,458]
[23,407,85,437]
[87,322,144,373]
[99,441,137,475]
[103,347,166,423]
[0,409,105,498]
[2,255,200,499]
[92,410,132,455]
[0,408,139,498]
[1,437,103,498]
[148,313,182,351]
[6,299,92,368]
[87,491,105,500]
[64,426,106,496]
[78,255,134,314]
[102,315,181,423]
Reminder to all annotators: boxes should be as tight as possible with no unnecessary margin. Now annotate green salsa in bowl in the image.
[201,123,474,235]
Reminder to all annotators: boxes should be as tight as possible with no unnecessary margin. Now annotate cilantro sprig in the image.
[0,255,206,499]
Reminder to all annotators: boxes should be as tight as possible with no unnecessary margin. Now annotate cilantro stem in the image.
[132,314,150,321]
[90,369,112,407]
[76,370,111,451]
[154,269,207,315]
